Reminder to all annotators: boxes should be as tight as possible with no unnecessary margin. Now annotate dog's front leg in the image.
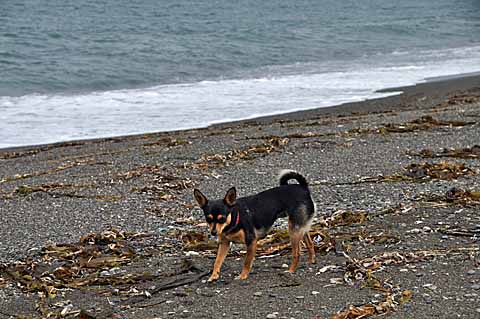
[208,240,230,282]
[238,240,257,280]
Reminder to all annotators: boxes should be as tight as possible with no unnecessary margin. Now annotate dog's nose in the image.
[211,229,217,236]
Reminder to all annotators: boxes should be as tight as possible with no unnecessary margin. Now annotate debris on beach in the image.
[325,210,368,227]
[131,173,196,200]
[0,159,106,184]
[328,252,411,319]
[181,136,289,169]
[341,115,476,137]
[417,187,480,207]
[176,230,218,252]
[8,182,123,201]
[336,161,476,185]
[0,228,209,318]
[443,93,480,106]
[14,183,94,196]
[402,162,475,180]
[407,145,480,159]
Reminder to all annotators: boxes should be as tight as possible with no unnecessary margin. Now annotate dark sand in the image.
[1,75,480,318]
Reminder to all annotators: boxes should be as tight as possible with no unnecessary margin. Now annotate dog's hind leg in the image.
[208,240,230,282]
[238,240,257,280]
[303,232,316,264]
[287,220,303,273]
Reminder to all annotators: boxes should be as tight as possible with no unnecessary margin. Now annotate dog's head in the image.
[193,187,237,236]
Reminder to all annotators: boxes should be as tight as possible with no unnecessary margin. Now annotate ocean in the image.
[1,0,480,148]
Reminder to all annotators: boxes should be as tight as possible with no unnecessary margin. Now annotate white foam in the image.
[1,45,480,149]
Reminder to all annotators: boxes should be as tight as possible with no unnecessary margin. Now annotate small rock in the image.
[296,296,304,300]
[476,308,480,313]
[185,251,199,257]
[471,284,480,290]
[467,270,476,275]
[408,228,422,234]
[311,291,320,295]
[266,313,277,319]
[281,264,289,268]
[254,291,263,297]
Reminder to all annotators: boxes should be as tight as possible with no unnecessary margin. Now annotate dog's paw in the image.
[207,273,220,282]
[235,272,249,280]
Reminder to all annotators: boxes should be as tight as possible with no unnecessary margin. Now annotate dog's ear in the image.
[193,189,208,208]
[223,187,237,206]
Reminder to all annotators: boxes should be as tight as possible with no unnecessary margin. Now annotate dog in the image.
[193,169,316,282]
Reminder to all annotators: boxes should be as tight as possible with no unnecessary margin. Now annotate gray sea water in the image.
[1,0,480,147]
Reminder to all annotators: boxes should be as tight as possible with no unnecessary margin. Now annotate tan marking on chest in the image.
[221,229,246,244]
[215,214,232,235]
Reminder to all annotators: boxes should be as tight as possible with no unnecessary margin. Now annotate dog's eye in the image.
[206,214,214,223]
[217,215,226,223]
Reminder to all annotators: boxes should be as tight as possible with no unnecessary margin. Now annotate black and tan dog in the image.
[193,170,316,282]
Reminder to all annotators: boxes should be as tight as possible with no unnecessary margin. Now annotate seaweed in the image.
[417,187,480,207]
[336,161,476,185]
[328,246,478,319]
[407,145,480,159]
[0,228,208,318]
[341,115,476,137]
[0,160,111,184]
[130,173,196,200]
[181,137,289,169]
[10,183,122,202]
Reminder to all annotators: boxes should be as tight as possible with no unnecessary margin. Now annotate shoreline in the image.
[3,73,480,154]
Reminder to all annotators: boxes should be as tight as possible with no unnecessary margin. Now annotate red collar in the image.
[232,211,240,227]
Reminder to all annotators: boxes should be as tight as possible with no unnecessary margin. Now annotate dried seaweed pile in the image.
[181,137,289,169]
[246,116,476,145]
[329,245,479,319]
[339,161,476,185]
[343,116,475,136]
[0,228,211,318]
[418,187,480,206]
[0,159,107,184]
[330,253,413,319]
[1,229,146,293]
[3,182,122,202]
[408,145,480,159]
[0,229,154,317]
[443,92,480,106]
[131,173,196,201]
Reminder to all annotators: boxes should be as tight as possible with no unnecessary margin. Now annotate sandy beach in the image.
[1,75,480,318]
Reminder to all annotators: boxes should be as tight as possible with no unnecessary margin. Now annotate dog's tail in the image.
[278,169,309,188]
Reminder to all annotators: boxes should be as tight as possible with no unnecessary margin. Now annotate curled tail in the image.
[278,169,309,188]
